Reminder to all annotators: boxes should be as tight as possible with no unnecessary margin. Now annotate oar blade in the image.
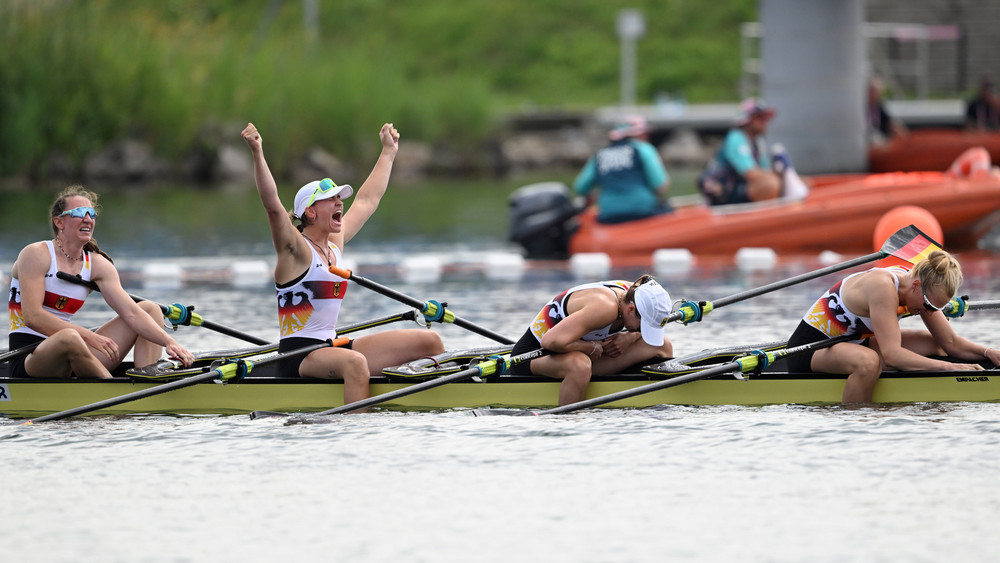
[880,224,943,263]
[471,408,539,417]
[248,410,289,420]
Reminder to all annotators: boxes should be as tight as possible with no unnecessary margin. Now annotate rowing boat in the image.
[3,341,998,418]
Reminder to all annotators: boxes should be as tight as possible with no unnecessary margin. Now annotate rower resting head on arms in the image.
[786,250,1000,403]
[7,185,194,379]
[506,274,675,406]
[240,122,443,410]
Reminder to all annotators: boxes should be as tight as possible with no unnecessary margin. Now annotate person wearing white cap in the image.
[697,97,782,206]
[507,274,674,405]
[241,122,443,408]
[573,115,673,224]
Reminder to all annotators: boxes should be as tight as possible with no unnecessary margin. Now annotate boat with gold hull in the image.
[3,343,998,418]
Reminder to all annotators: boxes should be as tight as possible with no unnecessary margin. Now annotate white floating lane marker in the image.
[734,247,777,272]
[570,252,611,279]
[652,248,695,278]
[399,255,444,284]
[483,253,526,281]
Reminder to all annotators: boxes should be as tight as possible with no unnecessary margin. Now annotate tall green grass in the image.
[0,0,754,178]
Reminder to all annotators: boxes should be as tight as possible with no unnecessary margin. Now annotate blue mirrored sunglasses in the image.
[58,206,97,219]
[306,178,340,208]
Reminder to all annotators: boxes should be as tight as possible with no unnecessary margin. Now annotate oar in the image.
[327,265,514,344]
[670,224,941,324]
[21,338,349,424]
[473,334,857,416]
[944,296,1000,318]
[248,348,550,421]
[57,271,269,345]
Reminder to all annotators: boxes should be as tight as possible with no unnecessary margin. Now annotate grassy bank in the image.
[1,0,755,179]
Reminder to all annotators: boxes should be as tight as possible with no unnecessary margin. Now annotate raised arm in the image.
[338,123,399,245]
[241,123,302,255]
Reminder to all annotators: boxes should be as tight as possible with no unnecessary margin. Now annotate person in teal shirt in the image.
[574,116,672,224]
[698,98,782,206]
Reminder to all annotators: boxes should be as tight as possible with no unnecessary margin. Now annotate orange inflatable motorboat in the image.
[869,129,1000,173]
[508,156,1000,264]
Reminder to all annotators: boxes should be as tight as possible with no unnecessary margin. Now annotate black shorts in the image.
[785,321,868,373]
[276,337,353,378]
[6,333,45,378]
[507,329,542,376]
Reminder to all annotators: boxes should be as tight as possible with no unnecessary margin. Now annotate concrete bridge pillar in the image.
[760,0,866,173]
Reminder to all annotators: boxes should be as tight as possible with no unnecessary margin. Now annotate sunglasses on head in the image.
[58,206,97,219]
[306,178,341,208]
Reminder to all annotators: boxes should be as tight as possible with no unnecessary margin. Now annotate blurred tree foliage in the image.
[0,0,755,177]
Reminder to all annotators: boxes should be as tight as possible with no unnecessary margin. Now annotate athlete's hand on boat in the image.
[985,348,1000,366]
[165,341,195,367]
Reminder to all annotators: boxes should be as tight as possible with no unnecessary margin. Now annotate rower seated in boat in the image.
[241,122,444,409]
[7,186,195,379]
[785,249,1000,403]
[507,275,674,405]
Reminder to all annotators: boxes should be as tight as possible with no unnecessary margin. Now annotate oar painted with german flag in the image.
[21,338,349,424]
[473,334,857,416]
[668,224,941,324]
[327,265,514,345]
[57,271,269,345]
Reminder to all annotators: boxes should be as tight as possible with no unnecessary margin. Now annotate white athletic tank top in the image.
[8,241,93,337]
[275,240,349,340]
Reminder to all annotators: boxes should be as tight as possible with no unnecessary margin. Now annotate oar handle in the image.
[329,266,514,345]
[57,271,269,345]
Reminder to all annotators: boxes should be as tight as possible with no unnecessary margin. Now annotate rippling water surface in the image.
[4,249,1000,562]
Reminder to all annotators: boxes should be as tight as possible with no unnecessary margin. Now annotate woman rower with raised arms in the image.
[241,122,443,407]
[786,249,1000,403]
[7,185,195,378]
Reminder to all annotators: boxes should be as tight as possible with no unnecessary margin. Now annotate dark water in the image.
[3,185,1000,562]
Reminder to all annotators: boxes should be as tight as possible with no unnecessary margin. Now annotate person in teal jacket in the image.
[573,116,672,224]
[698,98,783,206]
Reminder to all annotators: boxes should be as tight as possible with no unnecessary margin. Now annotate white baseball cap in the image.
[634,280,672,346]
[293,178,354,219]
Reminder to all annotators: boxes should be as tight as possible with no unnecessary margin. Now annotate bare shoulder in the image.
[12,241,51,276]
[89,253,121,286]
[567,286,618,320]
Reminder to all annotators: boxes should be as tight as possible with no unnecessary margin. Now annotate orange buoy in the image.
[873,205,943,267]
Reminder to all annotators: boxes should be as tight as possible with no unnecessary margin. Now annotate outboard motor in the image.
[508,182,583,259]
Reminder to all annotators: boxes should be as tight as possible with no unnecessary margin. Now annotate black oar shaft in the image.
[24,340,341,424]
[252,349,549,421]
[707,252,881,310]
[330,266,514,345]
[57,271,269,345]
[311,348,547,416]
[532,334,856,415]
